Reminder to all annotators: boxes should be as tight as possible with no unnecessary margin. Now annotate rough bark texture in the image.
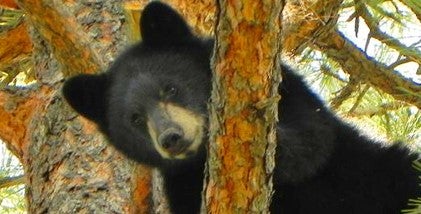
[16,0,106,76]
[168,0,421,108]
[166,0,216,35]
[0,0,153,213]
[0,23,32,69]
[281,0,343,54]
[0,175,25,189]
[0,86,50,158]
[0,1,219,213]
[0,0,19,9]
[25,98,135,213]
[205,0,282,213]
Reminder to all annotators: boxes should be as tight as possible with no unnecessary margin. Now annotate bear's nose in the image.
[158,128,185,154]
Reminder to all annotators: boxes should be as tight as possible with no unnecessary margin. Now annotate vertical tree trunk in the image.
[0,1,218,213]
[205,0,283,213]
[9,0,154,213]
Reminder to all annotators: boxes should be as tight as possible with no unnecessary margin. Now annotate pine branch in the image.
[347,102,405,117]
[0,57,33,88]
[313,30,421,108]
[282,0,344,53]
[330,78,360,109]
[0,175,25,189]
[0,7,24,30]
[399,0,421,23]
[348,84,370,114]
[357,4,421,65]
[281,0,421,108]
[320,64,349,83]
[388,58,412,69]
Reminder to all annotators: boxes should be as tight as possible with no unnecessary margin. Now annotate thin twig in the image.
[0,175,25,189]
[348,84,370,114]
[359,5,421,65]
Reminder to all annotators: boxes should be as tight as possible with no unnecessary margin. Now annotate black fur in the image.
[63,2,419,213]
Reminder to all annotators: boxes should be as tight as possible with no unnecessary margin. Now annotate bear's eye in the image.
[131,113,144,126]
[163,85,178,98]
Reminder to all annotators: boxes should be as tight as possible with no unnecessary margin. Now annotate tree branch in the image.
[282,0,344,53]
[348,84,370,114]
[0,85,53,159]
[15,0,105,76]
[281,0,421,108]
[399,0,421,23]
[330,78,360,109]
[0,175,25,189]
[206,0,282,212]
[0,23,32,69]
[0,0,19,9]
[314,30,421,108]
[348,102,405,117]
[358,4,421,65]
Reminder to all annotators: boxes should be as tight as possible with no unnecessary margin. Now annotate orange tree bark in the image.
[0,0,152,213]
[16,0,105,76]
[205,0,283,213]
[0,0,18,8]
[169,0,421,108]
[166,0,216,35]
[0,23,32,69]
[0,86,50,158]
[0,0,218,213]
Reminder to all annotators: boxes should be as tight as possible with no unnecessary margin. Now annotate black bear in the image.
[63,2,420,213]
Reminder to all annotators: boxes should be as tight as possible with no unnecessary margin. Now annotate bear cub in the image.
[63,2,419,213]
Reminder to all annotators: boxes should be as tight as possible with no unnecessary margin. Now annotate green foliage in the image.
[294,1,421,210]
[0,8,24,31]
[293,0,421,146]
[0,142,26,214]
[295,54,421,146]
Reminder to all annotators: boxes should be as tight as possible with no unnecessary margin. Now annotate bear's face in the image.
[106,46,211,163]
[63,2,212,166]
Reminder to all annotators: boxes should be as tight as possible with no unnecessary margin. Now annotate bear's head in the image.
[63,2,213,167]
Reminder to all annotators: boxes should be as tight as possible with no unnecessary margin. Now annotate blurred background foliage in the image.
[0,143,25,214]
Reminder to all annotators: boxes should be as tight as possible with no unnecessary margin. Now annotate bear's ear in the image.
[140,2,193,45]
[62,74,108,125]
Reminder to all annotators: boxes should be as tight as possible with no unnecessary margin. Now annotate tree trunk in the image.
[205,0,283,213]
[0,1,216,213]
[3,0,154,213]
